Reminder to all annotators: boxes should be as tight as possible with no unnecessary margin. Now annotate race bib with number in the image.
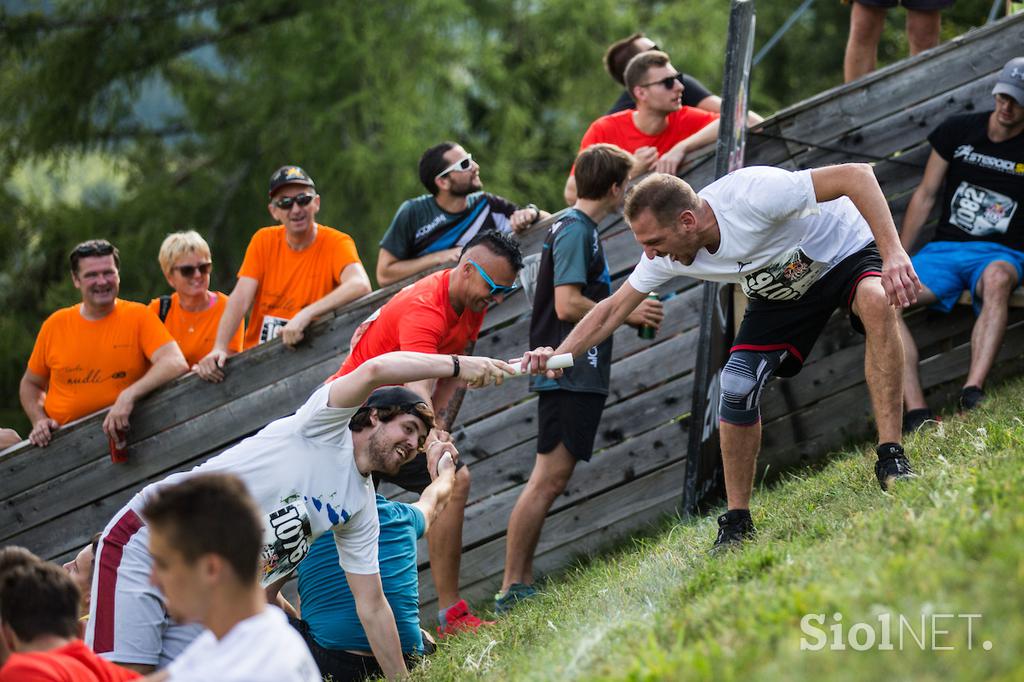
[949,181,1016,237]
[259,499,313,586]
[259,314,289,344]
[740,248,828,302]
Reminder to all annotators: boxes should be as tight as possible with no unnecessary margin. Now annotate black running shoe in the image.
[958,385,985,412]
[875,443,916,491]
[902,408,935,434]
[711,509,756,552]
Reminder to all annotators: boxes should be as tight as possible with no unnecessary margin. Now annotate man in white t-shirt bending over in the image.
[87,350,521,678]
[141,473,320,682]
[521,164,921,550]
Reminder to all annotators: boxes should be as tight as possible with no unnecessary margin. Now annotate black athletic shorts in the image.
[536,390,607,462]
[289,616,421,681]
[731,245,882,378]
[372,450,466,495]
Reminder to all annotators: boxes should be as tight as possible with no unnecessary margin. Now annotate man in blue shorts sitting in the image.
[898,57,1024,430]
[287,452,456,681]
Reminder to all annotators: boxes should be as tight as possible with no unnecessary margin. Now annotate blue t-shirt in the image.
[296,495,425,654]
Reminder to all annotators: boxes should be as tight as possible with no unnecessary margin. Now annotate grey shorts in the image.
[85,506,203,668]
[852,0,954,9]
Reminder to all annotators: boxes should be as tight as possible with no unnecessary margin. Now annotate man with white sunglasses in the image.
[375,142,549,286]
[196,165,372,381]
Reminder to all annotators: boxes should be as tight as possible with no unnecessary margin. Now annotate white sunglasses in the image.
[436,154,474,178]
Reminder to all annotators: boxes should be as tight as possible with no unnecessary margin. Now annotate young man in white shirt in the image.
[87,350,528,679]
[140,473,319,682]
[522,164,921,550]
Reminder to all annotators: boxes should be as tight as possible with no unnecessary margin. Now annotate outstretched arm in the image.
[328,352,515,410]
[899,150,949,254]
[347,572,407,680]
[810,163,920,308]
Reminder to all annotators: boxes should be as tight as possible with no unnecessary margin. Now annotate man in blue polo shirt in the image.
[375,141,549,286]
[290,453,456,680]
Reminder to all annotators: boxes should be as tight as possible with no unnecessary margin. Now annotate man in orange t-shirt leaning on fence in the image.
[195,165,372,382]
[19,240,190,448]
[148,230,244,367]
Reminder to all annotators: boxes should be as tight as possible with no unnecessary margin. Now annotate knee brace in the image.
[719,349,787,426]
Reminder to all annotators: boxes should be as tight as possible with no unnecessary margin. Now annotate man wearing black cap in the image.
[375,142,549,286]
[86,349,521,677]
[898,56,1024,430]
[196,165,372,382]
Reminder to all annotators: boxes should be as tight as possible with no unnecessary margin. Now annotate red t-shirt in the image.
[328,269,485,380]
[0,639,140,681]
[576,106,719,160]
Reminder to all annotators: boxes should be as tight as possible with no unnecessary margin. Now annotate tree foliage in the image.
[0,0,997,429]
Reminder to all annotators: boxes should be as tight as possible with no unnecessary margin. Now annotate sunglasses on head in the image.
[174,262,212,278]
[273,193,316,210]
[640,73,682,90]
[437,154,474,179]
[468,259,518,298]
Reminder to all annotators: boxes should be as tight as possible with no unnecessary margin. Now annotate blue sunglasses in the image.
[468,259,518,297]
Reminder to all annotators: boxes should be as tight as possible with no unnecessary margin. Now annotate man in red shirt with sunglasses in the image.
[196,165,372,382]
[328,229,524,637]
[564,50,720,205]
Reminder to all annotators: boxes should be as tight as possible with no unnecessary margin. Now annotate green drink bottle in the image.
[638,292,659,340]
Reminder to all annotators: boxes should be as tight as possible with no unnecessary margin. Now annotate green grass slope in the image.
[415,377,1024,681]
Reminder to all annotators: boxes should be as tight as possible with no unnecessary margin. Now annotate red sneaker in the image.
[436,599,494,638]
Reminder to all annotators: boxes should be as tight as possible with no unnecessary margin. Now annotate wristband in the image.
[451,355,460,378]
[526,203,540,223]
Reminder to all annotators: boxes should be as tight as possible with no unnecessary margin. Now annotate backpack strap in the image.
[158,295,173,323]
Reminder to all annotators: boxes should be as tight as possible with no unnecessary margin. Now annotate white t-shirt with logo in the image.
[166,606,320,682]
[627,166,874,301]
[129,381,379,579]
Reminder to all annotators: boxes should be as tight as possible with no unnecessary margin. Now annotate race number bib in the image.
[949,182,1016,237]
[740,248,828,302]
[259,499,314,586]
[259,314,289,344]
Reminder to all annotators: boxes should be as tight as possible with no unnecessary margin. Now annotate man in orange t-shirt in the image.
[149,230,244,367]
[20,240,189,448]
[0,562,140,682]
[563,50,719,204]
[195,166,372,382]
[327,230,525,636]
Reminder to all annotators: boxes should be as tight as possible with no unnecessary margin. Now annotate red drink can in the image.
[109,429,128,463]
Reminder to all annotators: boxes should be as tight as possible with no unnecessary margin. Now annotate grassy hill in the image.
[413,377,1024,681]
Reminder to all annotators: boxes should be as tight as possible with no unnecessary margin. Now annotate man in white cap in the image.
[898,56,1024,430]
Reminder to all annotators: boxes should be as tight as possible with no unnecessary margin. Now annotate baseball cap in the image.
[268,165,315,197]
[992,57,1024,105]
[360,386,433,431]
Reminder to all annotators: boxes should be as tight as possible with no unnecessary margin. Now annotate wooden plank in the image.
[454,409,690,552]
[0,355,340,544]
[958,287,1024,308]
[417,456,688,615]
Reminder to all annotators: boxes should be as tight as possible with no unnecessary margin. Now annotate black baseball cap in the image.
[360,386,433,431]
[268,165,315,197]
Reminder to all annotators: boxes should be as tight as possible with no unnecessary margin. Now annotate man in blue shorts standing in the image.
[898,57,1024,429]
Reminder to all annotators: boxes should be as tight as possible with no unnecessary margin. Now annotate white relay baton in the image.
[507,352,574,376]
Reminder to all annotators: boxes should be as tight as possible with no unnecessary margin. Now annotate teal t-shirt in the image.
[296,495,425,654]
[379,192,518,258]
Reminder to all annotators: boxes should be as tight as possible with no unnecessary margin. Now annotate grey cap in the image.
[992,57,1024,105]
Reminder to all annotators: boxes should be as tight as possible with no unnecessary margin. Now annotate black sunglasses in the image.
[640,73,682,90]
[174,262,212,278]
[273,193,316,210]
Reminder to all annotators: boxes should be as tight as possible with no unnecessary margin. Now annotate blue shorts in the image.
[912,241,1024,314]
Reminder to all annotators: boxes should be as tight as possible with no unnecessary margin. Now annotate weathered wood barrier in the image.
[2,12,1021,619]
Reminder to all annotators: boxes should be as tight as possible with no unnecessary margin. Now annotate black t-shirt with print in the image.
[929,111,1024,251]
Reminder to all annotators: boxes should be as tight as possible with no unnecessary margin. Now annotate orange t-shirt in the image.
[328,269,485,381]
[27,299,176,425]
[0,640,140,681]
[237,224,362,349]
[148,291,243,366]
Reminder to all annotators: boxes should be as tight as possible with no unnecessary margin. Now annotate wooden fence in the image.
[1,11,1021,618]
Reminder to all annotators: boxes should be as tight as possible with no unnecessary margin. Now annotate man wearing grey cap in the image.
[898,57,1024,430]
[196,165,372,382]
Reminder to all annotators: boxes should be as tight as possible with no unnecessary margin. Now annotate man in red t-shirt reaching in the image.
[564,50,719,204]
[327,229,523,636]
